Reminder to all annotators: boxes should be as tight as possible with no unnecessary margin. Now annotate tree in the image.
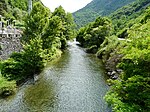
[23,2,51,43]
[52,6,76,48]
[22,37,45,76]
[76,16,112,53]
[52,6,66,22]
[105,11,150,111]
[12,7,23,20]
[0,0,8,16]
[1,37,45,81]
[42,16,63,49]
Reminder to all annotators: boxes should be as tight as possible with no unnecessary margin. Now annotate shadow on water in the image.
[23,77,56,111]
[0,42,111,112]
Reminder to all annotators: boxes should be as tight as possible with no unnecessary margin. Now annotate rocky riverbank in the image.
[104,54,123,79]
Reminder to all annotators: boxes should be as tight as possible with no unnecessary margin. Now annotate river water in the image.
[0,42,110,112]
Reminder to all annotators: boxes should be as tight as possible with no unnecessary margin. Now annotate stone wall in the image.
[0,33,22,60]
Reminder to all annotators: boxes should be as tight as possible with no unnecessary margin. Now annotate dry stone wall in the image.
[0,32,22,60]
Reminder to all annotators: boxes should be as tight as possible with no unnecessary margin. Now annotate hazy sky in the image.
[41,0,92,13]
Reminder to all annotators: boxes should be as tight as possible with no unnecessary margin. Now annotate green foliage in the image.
[105,76,150,112]
[52,6,66,22]
[0,74,16,96]
[12,7,23,20]
[96,35,119,60]
[0,0,8,16]
[0,0,40,21]
[118,16,150,79]
[22,38,45,75]
[110,0,150,35]
[0,60,16,96]
[2,57,25,80]
[76,17,112,53]
[105,7,150,112]
[42,16,63,49]
[73,0,136,28]
[52,6,76,48]
[1,4,75,83]
[65,13,77,40]
[23,2,51,43]
[23,5,76,49]
[1,38,45,81]
[8,0,28,11]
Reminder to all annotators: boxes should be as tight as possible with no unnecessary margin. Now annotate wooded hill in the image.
[73,0,136,28]
[0,0,39,21]
[109,0,150,35]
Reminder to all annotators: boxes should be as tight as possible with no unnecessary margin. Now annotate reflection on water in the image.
[0,42,110,112]
[24,78,56,111]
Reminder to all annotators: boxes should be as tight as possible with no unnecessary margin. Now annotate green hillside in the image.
[110,0,150,35]
[0,0,39,21]
[73,0,136,28]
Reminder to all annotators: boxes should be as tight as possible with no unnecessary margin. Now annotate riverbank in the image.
[79,36,123,80]
[0,74,16,97]
[0,47,62,97]
[0,42,110,112]
[0,2,76,98]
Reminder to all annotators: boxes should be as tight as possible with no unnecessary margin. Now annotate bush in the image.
[105,12,150,111]
[0,74,16,96]
[96,35,119,60]
[76,16,112,53]
[1,38,45,81]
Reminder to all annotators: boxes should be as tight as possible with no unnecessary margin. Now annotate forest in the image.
[0,0,150,112]
[73,0,137,28]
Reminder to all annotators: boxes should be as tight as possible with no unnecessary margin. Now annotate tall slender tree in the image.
[23,2,51,43]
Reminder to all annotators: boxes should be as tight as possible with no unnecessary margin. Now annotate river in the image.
[0,42,110,112]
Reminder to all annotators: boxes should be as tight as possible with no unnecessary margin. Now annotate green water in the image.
[0,42,110,112]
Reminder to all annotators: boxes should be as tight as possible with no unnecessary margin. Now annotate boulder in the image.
[1,90,13,97]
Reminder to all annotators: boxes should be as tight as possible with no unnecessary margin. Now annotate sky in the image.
[41,0,92,13]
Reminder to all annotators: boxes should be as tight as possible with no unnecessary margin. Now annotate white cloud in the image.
[41,0,92,13]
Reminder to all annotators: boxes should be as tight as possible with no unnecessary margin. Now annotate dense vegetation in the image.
[0,2,75,96]
[76,17,112,53]
[0,0,40,28]
[73,0,136,28]
[0,0,150,111]
[76,0,150,111]
[105,7,150,111]
[110,0,150,35]
[0,0,39,20]
[0,61,16,96]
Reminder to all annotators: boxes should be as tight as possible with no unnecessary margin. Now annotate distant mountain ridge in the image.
[73,0,136,28]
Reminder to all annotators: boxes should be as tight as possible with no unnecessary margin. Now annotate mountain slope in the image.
[0,0,40,20]
[73,0,136,28]
[109,0,150,35]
